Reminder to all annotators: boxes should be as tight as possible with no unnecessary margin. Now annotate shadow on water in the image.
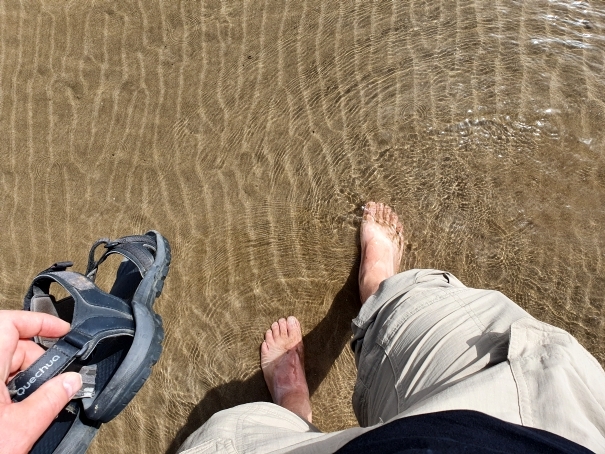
[166,260,361,454]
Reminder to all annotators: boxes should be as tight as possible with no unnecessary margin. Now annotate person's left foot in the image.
[260,316,312,423]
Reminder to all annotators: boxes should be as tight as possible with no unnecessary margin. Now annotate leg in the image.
[177,402,323,454]
[177,203,407,453]
[248,201,405,430]
[351,202,529,427]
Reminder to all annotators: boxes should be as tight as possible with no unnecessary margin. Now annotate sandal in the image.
[7,230,171,453]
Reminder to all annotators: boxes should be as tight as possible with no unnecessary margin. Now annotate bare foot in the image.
[359,201,404,304]
[260,316,312,423]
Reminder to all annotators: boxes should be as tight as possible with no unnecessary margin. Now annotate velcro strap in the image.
[8,339,80,402]
[86,235,156,280]
[40,262,73,273]
[74,365,97,399]
[85,238,110,279]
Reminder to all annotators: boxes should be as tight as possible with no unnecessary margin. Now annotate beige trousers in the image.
[178,269,605,453]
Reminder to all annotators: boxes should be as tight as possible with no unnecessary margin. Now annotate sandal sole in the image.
[83,231,171,423]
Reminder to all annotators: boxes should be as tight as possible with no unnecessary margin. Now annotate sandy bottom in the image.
[0,0,604,452]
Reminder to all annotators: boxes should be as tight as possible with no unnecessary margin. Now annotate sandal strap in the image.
[28,271,135,357]
[27,271,134,321]
[86,234,157,281]
[8,270,136,402]
[8,338,81,402]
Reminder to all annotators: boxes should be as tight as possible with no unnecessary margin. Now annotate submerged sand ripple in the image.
[0,0,604,452]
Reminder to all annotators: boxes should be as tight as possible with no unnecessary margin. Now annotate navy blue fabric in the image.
[336,410,593,453]
[9,339,80,402]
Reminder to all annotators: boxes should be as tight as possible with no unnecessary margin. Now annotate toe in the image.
[261,341,270,356]
[384,205,392,223]
[396,221,403,235]
[278,318,288,337]
[376,202,384,221]
[286,316,300,335]
[265,328,275,345]
[390,211,399,229]
[364,201,377,220]
[271,322,280,339]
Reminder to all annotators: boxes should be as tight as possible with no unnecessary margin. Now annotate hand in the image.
[0,310,82,454]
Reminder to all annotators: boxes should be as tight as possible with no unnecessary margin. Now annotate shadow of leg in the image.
[304,262,360,395]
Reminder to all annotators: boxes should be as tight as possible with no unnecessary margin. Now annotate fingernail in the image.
[63,373,83,399]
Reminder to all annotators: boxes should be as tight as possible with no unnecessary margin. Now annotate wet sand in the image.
[1,0,604,452]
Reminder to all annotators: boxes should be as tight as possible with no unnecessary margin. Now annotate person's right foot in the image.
[359,201,405,304]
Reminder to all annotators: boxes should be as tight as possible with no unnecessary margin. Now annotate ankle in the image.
[359,273,385,303]
[279,393,312,422]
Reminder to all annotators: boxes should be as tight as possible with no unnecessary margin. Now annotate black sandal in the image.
[8,230,171,454]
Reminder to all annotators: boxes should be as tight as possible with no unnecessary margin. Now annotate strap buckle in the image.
[63,330,93,352]
[47,261,74,272]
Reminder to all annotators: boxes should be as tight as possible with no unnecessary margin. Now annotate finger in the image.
[11,372,82,447]
[9,340,46,378]
[0,321,19,381]
[0,311,69,382]
[0,310,70,339]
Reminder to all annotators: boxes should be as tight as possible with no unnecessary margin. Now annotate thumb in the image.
[12,372,82,443]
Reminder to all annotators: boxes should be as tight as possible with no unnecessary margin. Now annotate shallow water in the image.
[0,0,604,452]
